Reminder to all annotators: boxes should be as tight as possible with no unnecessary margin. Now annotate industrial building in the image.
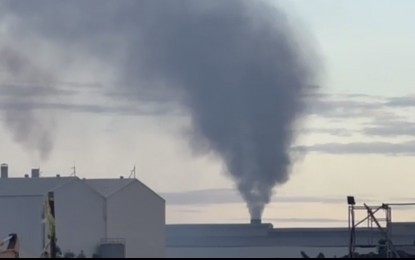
[166,196,415,258]
[0,164,165,258]
[167,200,415,258]
[166,222,415,258]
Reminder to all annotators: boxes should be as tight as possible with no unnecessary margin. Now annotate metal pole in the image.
[349,205,355,258]
[48,191,57,258]
[351,205,355,257]
[348,205,351,258]
[386,206,392,258]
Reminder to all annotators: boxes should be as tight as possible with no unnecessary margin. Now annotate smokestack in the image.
[1,164,8,178]
[31,168,40,178]
[250,218,262,225]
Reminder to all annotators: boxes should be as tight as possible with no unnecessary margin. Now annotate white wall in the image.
[54,179,105,258]
[106,181,165,258]
[0,196,44,257]
[0,178,166,258]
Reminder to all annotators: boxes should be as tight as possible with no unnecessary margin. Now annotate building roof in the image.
[85,178,135,197]
[166,223,388,248]
[0,177,77,196]
[0,176,164,201]
[85,178,165,201]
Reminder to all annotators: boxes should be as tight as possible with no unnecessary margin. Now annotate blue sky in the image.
[1,0,415,227]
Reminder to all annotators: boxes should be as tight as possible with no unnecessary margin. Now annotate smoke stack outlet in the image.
[1,164,8,178]
[251,218,262,225]
[31,168,40,178]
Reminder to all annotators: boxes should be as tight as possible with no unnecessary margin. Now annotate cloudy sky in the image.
[1,0,415,227]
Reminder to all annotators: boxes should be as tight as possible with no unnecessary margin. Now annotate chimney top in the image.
[31,168,40,178]
[1,164,8,178]
[250,218,262,225]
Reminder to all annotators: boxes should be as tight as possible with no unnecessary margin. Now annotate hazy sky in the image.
[1,0,415,227]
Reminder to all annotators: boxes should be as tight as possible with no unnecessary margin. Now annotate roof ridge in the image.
[84,178,164,201]
[84,178,134,198]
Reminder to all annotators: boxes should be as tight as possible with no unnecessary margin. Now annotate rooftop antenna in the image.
[71,162,76,177]
[129,164,136,179]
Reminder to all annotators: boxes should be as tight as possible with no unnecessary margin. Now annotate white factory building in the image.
[0,165,165,258]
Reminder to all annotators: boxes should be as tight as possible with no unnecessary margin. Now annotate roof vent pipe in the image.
[1,164,8,178]
[31,168,40,178]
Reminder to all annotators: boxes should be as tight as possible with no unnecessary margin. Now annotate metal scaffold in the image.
[347,196,415,258]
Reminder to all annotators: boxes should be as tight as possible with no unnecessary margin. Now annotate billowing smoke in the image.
[1,0,318,219]
[0,47,56,160]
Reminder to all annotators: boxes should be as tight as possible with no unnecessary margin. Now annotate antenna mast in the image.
[71,163,76,177]
[129,165,136,179]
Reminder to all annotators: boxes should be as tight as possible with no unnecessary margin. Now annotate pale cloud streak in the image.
[296,140,415,155]
[161,189,371,206]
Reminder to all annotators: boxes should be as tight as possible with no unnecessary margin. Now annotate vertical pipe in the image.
[42,220,45,252]
[48,191,57,258]
[386,206,392,258]
[1,163,8,178]
[104,198,108,239]
[348,205,355,258]
[351,205,355,258]
[348,205,352,258]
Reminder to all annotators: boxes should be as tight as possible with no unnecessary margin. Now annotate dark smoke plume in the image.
[2,0,318,219]
[0,47,56,159]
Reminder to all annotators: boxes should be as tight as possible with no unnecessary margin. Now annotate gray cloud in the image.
[262,217,345,223]
[0,83,77,98]
[304,93,415,138]
[161,189,244,206]
[0,100,175,116]
[305,93,413,119]
[3,90,409,140]
[161,189,359,206]
[386,95,415,107]
[363,121,415,137]
[172,208,203,214]
[300,127,355,137]
[296,140,415,155]
[307,96,386,119]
